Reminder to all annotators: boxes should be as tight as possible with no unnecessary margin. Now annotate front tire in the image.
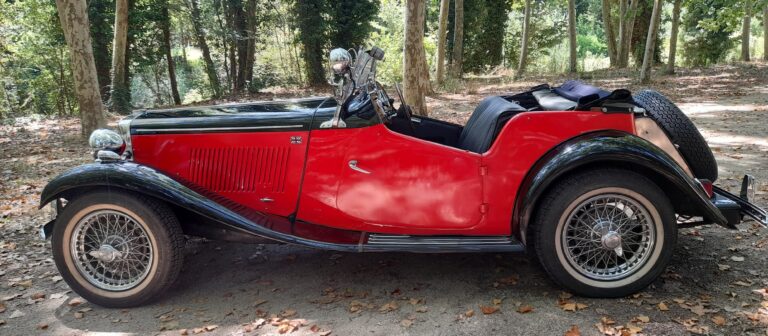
[532,169,676,297]
[51,191,184,308]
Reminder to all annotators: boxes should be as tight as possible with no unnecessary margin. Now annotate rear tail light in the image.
[699,179,714,198]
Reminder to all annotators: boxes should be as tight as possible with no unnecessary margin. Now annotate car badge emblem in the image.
[290,136,302,144]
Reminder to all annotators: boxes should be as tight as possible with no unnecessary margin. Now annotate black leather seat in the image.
[457,96,526,153]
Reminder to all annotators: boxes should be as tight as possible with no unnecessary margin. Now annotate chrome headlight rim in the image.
[88,129,124,152]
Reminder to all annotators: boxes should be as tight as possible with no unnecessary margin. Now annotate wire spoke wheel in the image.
[70,210,154,291]
[561,194,656,281]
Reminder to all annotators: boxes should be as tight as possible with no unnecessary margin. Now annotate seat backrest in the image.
[458,96,526,153]
[553,80,610,102]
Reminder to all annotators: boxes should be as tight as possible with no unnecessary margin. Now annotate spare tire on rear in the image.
[633,90,718,181]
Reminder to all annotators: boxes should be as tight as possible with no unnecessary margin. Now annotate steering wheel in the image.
[394,83,416,132]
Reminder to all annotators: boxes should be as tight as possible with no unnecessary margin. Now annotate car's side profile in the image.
[40,47,767,307]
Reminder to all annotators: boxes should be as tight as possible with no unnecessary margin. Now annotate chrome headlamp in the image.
[88,129,124,151]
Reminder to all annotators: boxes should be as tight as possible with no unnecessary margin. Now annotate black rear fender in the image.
[516,132,728,244]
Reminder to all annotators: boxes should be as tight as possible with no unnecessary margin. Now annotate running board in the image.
[363,234,525,253]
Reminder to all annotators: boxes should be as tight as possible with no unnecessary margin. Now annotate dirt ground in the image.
[1,64,768,336]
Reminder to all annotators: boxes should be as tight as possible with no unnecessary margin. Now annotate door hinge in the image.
[479,165,488,176]
[480,203,489,214]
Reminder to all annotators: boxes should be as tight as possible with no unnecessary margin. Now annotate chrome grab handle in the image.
[348,160,371,174]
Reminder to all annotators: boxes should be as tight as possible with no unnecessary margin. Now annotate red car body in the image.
[130,110,633,237]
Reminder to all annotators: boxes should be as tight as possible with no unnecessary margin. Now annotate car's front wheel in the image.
[532,169,676,297]
[51,191,183,308]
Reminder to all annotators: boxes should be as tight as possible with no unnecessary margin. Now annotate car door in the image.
[334,124,485,232]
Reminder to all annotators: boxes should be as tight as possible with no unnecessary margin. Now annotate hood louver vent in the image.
[189,147,290,193]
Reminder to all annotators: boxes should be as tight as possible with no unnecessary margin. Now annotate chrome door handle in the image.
[348,160,371,174]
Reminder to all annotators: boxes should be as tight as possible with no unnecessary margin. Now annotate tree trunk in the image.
[616,0,639,68]
[109,0,130,114]
[244,0,257,86]
[161,3,181,105]
[451,0,464,78]
[639,0,663,83]
[617,0,627,67]
[602,0,618,66]
[403,0,431,116]
[54,0,106,137]
[664,0,681,74]
[517,0,532,77]
[764,5,768,61]
[214,0,232,90]
[567,0,577,73]
[88,0,113,102]
[295,1,327,87]
[229,0,248,92]
[436,0,450,84]
[188,0,222,98]
[741,0,752,62]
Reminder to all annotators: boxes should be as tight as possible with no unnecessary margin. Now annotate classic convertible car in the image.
[41,47,767,307]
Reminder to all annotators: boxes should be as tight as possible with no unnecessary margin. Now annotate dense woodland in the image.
[0,0,767,135]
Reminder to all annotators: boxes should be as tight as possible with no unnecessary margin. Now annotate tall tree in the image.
[517,0,532,77]
[295,1,327,87]
[110,0,131,114]
[764,4,768,61]
[602,0,618,66]
[229,0,249,92]
[567,0,577,73]
[403,0,430,116]
[54,0,106,137]
[639,0,663,83]
[160,1,180,105]
[616,0,639,68]
[436,0,450,84]
[188,0,222,98]
[741,0,752,62]
[88,0,113,101]
[452,0,464,78]
[664,0,682,74]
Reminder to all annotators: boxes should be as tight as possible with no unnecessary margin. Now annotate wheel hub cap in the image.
[71,210,154,291]
[88,244,124,262]
[561,193,656,281]
[601,231,622,250]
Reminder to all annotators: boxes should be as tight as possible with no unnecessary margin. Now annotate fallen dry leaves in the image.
[516,305,534,314]
[564,325,580,336]
[480,305,500,315]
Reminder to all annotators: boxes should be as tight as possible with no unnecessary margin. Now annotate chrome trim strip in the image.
[133,125,304,134]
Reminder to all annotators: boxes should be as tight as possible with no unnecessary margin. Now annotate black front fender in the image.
[516,132,728,242]
[39,162,360,251]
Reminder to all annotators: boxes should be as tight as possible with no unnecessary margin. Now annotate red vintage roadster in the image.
[41,47,767,307]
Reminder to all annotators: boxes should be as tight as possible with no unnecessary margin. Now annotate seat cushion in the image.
[553,80,610,102]
[458,96,526,153]
[532,89,578,111]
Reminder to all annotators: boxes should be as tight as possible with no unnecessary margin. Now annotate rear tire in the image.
[51,191,183,308]
[633,90,718,181]
[533,169,676,297]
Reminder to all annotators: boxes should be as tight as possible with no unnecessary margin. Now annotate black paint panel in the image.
[131,97,332,134]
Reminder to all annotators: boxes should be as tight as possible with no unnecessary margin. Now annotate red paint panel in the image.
[298,124,486,234]
[131,131,308,216]
[481,111,635,235]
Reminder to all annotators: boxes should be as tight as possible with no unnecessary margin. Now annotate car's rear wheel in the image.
[533,169,676,297]
[51,191,183,308]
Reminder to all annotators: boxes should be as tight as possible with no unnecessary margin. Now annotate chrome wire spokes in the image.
[562,194,655,281]
[71,210,153,291]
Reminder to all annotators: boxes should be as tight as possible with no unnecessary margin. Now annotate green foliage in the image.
[0,0,73,117]
[503,0,566,70]
[462,0,512,72]
[681,0,741,66]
